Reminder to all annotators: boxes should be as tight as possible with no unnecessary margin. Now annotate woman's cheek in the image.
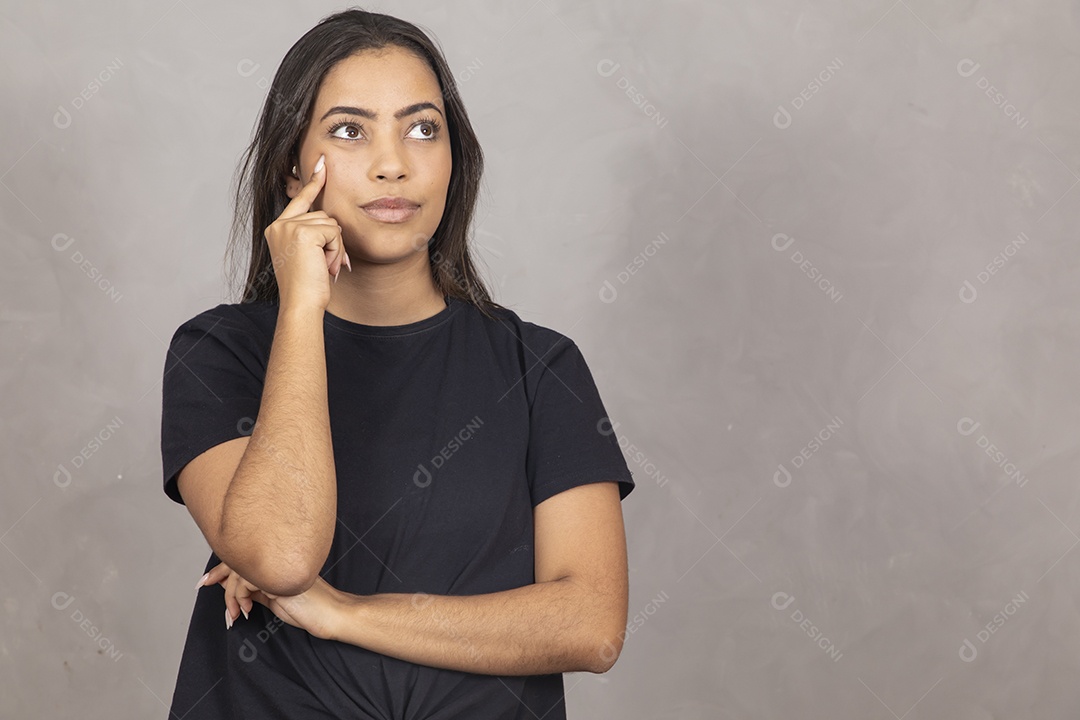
[314,176,336,214]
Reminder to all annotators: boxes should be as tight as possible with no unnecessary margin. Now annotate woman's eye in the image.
[330,123,361,140]
[408,122,437,140]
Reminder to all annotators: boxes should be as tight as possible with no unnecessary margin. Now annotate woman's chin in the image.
[341,237,434,265]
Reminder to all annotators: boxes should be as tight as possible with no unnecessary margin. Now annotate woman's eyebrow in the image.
[319,101,443,122]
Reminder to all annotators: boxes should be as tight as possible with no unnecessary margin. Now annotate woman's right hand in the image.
[263,154,351,311]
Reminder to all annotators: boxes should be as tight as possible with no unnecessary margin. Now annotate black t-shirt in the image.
[160,293,635,719]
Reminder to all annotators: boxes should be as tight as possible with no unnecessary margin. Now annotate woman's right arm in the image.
[217,300,337,596]
[179,154,348,596]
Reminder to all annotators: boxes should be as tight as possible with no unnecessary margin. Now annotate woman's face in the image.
[286,46,452,264]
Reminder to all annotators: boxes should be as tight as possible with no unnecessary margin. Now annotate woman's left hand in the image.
[199,561,346,641]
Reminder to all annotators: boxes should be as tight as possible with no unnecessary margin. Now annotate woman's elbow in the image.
[251,553,321,597]
[588,628,625,674]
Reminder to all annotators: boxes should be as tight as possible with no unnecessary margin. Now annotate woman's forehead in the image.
[319,48,439,100]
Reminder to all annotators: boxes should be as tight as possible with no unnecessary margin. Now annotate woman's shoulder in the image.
[169,298,278,345]
[465,298,579,358]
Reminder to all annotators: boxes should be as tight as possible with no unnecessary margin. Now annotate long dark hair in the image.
[224,7,506,320]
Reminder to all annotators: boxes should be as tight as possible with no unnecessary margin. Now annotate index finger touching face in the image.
[281,153,326,220]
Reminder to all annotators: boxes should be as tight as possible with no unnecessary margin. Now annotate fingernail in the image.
[196,572,209,590]
[334,268,340,284]
[242,606,249,620]
[314,154,325,173]
[225,608,233,630]
[344,253,352,272]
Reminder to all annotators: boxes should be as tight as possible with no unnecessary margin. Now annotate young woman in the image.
[160,8,635,719]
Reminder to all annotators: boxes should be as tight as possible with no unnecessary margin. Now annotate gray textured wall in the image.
[3,0,1078,717]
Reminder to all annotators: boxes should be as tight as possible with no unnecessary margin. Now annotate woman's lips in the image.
[360,205,420,223]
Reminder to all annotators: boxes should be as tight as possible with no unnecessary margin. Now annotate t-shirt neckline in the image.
[322,294,458,337]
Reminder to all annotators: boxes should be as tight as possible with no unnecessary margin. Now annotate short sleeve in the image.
[160,306,267,505]
[525,335,635,507]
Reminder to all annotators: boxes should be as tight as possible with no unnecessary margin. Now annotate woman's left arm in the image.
[327,481,629,676]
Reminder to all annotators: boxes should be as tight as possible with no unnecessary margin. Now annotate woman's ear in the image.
[284,162,300,198]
